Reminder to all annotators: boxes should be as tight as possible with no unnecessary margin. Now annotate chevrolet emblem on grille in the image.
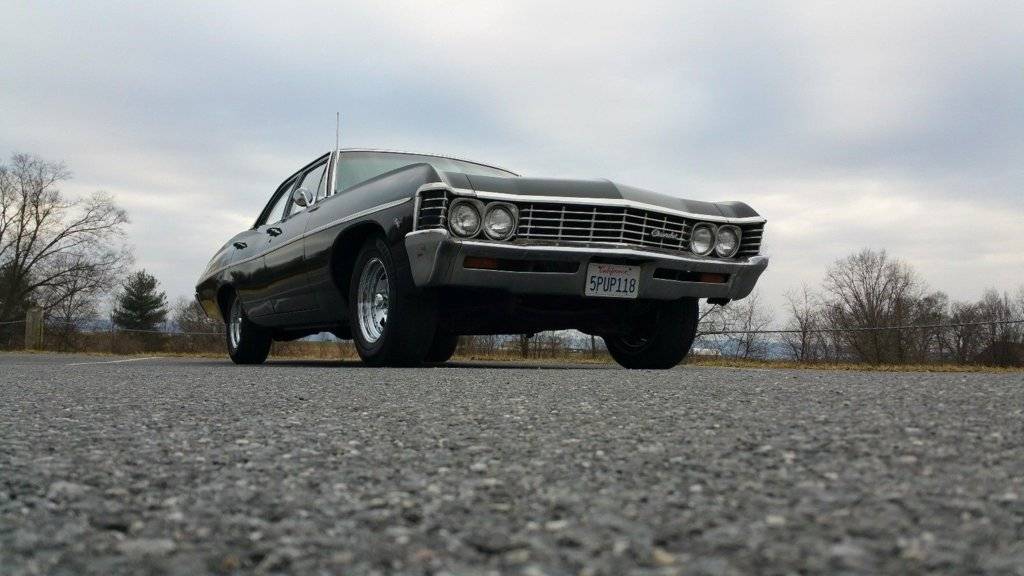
[649,228,681,240]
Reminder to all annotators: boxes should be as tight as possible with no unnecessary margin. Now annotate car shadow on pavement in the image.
[238,359,615,370]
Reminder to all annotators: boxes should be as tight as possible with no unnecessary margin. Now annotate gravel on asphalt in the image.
[1,354,1023,575]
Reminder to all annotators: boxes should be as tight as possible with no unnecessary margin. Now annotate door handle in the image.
[232,241,247,249]
[267,227,282,237]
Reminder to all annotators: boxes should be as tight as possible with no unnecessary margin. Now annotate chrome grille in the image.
[737,223,764,257]
[413,190,764,258]
[416,189,449,230]
[517,203,692,252]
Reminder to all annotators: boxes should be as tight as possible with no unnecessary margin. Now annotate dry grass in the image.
[8,334,1022,372]
[453,351,613,365]
[686,355,1024,373]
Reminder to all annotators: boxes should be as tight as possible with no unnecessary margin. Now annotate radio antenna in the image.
[334,112,340,155]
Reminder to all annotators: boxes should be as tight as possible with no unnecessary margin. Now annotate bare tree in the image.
[697,291,773,359]
[41,257,118,351]
[725,290,774,358]
[0,153,130,345]
[976,288,1024,366]
[903,291,949,363]
[172,297,223,353]
[476,334,500,354]
[822,249,924,364]
[781,284,829,362]
[943,301,985,364]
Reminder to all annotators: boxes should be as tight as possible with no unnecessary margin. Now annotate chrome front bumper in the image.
[404,229,768,301]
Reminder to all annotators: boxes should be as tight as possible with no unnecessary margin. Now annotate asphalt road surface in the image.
[2,353,1023,575]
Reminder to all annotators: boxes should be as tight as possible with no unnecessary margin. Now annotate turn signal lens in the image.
[698,273,728,284]
[464,256,499,270]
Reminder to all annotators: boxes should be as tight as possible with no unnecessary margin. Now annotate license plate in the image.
[584,263,640,299]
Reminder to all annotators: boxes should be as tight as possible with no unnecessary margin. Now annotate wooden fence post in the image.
[990,322,998,366]
[24,307,43,350]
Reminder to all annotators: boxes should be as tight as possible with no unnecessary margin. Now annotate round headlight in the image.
[448,200,481,237]
[690,224,715,255]
[715,226,740,257]
[483,205,516,240]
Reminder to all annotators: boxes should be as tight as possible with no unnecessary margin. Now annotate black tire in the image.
[349,235,438,366]
[424,331,460,364]
[225,294,272,365]
[603,298,699,369]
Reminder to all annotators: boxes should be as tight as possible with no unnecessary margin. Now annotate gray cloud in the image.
[1,0,1021,314]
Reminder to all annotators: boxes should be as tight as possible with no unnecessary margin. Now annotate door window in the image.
[316,162,330,201]
[292,162,326,213]
[257,177,296,227]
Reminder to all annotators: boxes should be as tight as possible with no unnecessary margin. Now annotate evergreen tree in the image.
[112,270,168,331]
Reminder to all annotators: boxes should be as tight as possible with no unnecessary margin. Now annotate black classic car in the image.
[196,149,768,369]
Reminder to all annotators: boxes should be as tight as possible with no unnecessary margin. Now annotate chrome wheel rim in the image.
[229,299,243,350]
[357,257,390,344]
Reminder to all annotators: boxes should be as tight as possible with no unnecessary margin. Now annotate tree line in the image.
[0,153,216,351]
[698,249,1024,366]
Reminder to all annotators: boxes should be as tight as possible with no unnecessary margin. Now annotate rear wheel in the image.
[226,295,272,365]
[603,298,699,369]
[424,331,460,364]
[349,235,437,366]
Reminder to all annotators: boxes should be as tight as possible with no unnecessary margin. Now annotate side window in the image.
[258,177,296,227]
[316,161,330,201]
[292,162,326,214]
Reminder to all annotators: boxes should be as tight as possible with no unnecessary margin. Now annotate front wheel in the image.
[349,235,438,366]
[226,295,272,365]
[603,298,699,369]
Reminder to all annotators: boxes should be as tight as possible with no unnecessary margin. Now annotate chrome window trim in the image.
[321,150,338,202]
[198,197,410,284]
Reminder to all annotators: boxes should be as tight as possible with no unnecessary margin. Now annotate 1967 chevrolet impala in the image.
[196,149,767,369]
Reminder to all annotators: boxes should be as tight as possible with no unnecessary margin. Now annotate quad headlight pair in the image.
[448,199,517,240]
[690,223,742,258]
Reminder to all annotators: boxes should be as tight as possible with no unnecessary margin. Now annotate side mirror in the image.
[292,187,313,208]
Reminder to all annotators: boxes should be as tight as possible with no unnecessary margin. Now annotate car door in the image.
[236,176,297,319]
[261,157,327,319]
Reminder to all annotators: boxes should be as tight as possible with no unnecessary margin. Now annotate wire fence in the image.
[2,310,1023,366]
[699,318,1024,336]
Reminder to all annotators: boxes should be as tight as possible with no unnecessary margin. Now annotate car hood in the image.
[452,173,761,220]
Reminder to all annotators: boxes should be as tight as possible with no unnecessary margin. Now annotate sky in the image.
[2,1,1022,320]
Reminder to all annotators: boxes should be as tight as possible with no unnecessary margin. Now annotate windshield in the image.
[335,151,516,195]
